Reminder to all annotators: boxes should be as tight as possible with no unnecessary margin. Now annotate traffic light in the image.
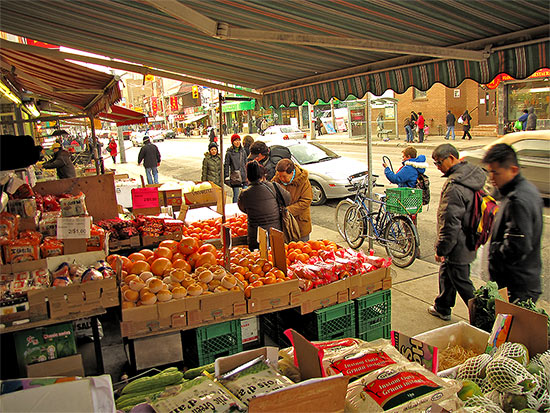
[192,85,199,99]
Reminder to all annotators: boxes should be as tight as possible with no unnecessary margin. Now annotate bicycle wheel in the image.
[383,215,417,268]
[343,205,366,249]
[335,199,354,238]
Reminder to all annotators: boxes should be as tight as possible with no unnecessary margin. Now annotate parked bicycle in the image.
[335,171,420,268]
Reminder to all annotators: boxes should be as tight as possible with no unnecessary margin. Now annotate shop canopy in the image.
[96,105,148,127]
[181,113,208,124]
[0,1,548,108]
[0,44,121,115]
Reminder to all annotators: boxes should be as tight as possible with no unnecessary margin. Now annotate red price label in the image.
[132,187,160,209]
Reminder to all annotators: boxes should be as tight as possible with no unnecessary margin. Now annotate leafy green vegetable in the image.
[472,282,504,333]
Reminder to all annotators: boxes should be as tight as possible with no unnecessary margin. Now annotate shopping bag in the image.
[457,116,464,124]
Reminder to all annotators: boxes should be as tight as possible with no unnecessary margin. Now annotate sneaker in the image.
[427,306,451,321]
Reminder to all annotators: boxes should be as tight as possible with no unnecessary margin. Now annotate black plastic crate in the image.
[182,320,242,367]
[260,310,295,348]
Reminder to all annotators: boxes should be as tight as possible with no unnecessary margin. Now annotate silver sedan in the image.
[269,140,368,206]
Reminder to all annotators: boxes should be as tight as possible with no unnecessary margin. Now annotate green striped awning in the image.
[1,0,548,107]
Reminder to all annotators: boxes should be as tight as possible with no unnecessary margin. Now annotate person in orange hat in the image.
[224,134,247,203]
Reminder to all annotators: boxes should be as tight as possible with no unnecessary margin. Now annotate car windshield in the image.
[289,142,340,165]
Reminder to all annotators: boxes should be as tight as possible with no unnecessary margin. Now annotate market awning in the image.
[97,105,148,126]
[181,113,208,124]
[0,1,548,107]
[0,44,121,115]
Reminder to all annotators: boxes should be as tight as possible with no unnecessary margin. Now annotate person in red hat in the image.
[224,134,247,203]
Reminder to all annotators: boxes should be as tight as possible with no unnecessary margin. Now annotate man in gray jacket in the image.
[428,144,486,321]
[483,144,543,303]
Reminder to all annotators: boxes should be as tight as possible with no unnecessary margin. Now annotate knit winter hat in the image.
[231,134,241,144]
[208,142,218,151]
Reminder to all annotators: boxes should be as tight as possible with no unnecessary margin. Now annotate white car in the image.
[263,125,307,140]
[268,140,369,205]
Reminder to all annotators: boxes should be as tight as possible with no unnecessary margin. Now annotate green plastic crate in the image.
[355,289,391,338]
[302,301,356,341]
[183,320,242,367]
[385,187,422,214]
[357,323,391,341]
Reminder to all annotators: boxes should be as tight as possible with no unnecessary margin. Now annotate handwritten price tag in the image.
[57,216,92,239]
[132,187,159,209]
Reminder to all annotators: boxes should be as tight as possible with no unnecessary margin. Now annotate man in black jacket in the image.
[137,137,161,184]
[429,144,486,321]
[445,110,456,140]
[248,141,291,181]
[483,144,543,303]
[42,142,77,179]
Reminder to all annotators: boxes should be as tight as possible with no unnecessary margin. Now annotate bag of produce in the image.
[148,376,245,413]
[346,362,461,412]
[218,356,293,406]
[59,192,88,217]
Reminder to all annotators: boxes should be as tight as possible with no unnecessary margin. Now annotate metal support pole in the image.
[308,102,315,140]
[89,116,101,175]
[331,99,336,132]
[117,126,127,163]
[366,95,373,250]
[218,93,226,225]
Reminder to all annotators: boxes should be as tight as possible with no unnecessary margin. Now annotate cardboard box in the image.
[18,211,41,231]
[348,267,392,300]
[14,322,77,372]
[63,239,88,255]
[298,278,350,315]
[215,342,349,413]
[133,332,183,370]
[0,374,115,412]
[186,289,247,328]
[160,189,183,209]
[120,300,187,338]
[184,182,222,206]
[247,279,301,314]
[27,353,83,379]
[108,235,141,252]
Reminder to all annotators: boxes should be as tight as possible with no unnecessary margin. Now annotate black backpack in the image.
[416,172,430,205]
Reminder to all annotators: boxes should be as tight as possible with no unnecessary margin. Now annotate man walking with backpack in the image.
[428,144,486,321]
[483,144,543,303]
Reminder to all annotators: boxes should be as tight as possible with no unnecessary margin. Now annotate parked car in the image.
[163,130,176,139]
[263,125,307,140]
[461,130,550,199]
[130,131,146,147]
[149,130,165,142]
[267,140,368,205]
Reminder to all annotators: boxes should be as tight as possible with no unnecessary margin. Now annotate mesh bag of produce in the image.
[486,356,538,395]
[464,395,505,412]
[457,354,493,386]
[494,342,529,366]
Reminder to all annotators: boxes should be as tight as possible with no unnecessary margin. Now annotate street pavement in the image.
[107,131,549,339]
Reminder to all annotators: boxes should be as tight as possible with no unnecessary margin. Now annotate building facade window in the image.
[413,88,427,100]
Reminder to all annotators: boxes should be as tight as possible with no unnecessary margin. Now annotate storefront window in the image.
[507,80,550,129]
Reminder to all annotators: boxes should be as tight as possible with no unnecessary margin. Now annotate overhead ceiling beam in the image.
[144,2,485,61]
[0,40,262,99]
[219,25,487,61]
[53,88,105,94]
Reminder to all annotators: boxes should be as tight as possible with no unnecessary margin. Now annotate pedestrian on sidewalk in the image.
[404,117,414,143]
[201,142,222,187]
[518,109,528,131]
[242,135,254,159]
[416,112,425,143]
[428,143,486,321]
[526,107,537,130]
[410,111,419,140]
[108,138,118,163]
[315,117,323,137]
[224,134,247,203]
[483,143,543,303]
[461,110,472,140]
[445,110,456,140]
[137,136,161,184]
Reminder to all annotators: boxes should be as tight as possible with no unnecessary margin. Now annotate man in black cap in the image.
[137,136,161,184]
[248,141,291,181]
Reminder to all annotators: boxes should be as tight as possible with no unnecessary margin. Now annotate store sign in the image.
[184,107,195,115]
[131,187,159,209]
[391,331,438,373]
[486,68,550,89]
[151,97,158,116]
[57,216,92,239]
[170,96,179,112]
[174,114,186,121]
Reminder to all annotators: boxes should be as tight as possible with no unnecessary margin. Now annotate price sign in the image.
[131,187,159,209]
[391,331,438,373]
[57,216,92,239]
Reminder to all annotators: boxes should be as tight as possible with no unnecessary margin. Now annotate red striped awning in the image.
[97,105,148,126]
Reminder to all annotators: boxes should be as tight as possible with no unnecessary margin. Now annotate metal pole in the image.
[89,115,101,175]
[117,126,127,163]
[366,94,373,250]
[218,93,226,226]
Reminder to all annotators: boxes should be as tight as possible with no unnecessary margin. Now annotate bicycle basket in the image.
[385,187,422,214]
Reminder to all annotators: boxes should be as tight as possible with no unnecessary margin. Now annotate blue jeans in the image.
[404,125,413,142]
[145,167,158,184]
[445,126,455,140]
[232,186,247,203]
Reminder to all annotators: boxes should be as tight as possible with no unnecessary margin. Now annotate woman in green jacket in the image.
[201,142,222,186]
